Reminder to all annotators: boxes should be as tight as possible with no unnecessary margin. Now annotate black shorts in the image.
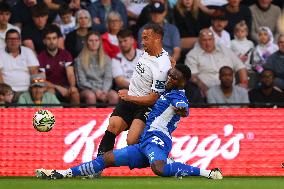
[111,100,150,129]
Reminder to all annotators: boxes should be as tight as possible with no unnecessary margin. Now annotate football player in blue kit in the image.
[36,64,223,179]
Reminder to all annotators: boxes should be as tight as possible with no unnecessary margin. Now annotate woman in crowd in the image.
[74,31,119,106]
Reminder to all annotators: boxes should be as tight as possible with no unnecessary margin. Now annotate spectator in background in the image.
[112,29,143,90]
[138,2,181,61]
[249,69,284,107]
[173,0,199,50]
[0,2,20,49]
[38,27,80,105]
[65,9,92,59]
[0,29,39,100]
[185,28,247,97]
[0,83,13,106]
[75,31,118,106]
[231,21,254,71]
[207,66,249,108]
[136,0,173,36]
[184,81,205,105]
[121,0,149,26]
[87,0,127,34]
[56,4,76,38]
[252,26,278,74]
[102,11,124,59]
[21,3,64,54]
[18,73,61,107]
[209,9,230,48]
[249,0,281,43]
[10,0,37,29]
[231,21,255,88]
[224,0,252,39]
[263,35,284,90]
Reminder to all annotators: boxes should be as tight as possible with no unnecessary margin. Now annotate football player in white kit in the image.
[97,23,172,157]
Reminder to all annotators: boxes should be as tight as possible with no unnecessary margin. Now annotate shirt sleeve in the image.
[171,93,189,116]
[26,48,39,67]
[151,69,166,94]
[185,49,199,74]
[111,58,124,78]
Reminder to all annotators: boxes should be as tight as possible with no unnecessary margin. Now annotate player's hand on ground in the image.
[118,89,130,101]
[174,107,187,117]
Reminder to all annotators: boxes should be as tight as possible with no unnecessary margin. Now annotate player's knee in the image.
[151,161,166,176]
[103,151,115,167]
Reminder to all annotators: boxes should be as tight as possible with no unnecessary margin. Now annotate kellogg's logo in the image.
[63,117,247,169]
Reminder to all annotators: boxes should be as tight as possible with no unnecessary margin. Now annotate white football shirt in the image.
[128,49,171,96]
[112,49,143,82]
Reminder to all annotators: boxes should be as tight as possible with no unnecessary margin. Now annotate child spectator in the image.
[0,83,13,106]
[252,26,278,73]
[57,4,76,38]
[231,21,254,71]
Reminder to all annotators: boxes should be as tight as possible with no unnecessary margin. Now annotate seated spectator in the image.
[263,34,284,90]
[102,11,124,59]
[0,2,21,49]
[0,29,39,100]
[87,0,127,34]
[18,73,61,107]
[249,0,281,43]
[207,66,249,108]
[10,0,38,29]
[56,4,76,38]
[249,69,284,107]
[0,83,14,107]
[121,0,149,26]
[224,0,252,39]
[21,3,64,54]
[112,29,143,90]
[74,31,119,106]
[231,21,256,88]
[65,9,92,59]
[136,0,173,36]
[201,0,227,6]
[185,28,248,97]
[38,26,80,105]
[209,9,230,48]
[138,2,181,61]
[252,26,278,74]
[173,0,199,50]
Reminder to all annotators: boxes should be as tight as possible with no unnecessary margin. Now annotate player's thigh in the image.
[107,116,128,135]
[113,144,149,169]
[143,141,168,164]
[111,100,136,128]
[127,119,146,145]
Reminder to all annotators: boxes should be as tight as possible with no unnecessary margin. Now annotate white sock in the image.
[199,169,211,178]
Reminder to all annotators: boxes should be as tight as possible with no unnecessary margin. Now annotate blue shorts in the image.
[113,135,170,169]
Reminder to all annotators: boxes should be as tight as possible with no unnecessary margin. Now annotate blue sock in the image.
[162,162,200,177]
[70,156,105,176]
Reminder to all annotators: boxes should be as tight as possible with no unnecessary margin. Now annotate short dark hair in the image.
[5,29,20,39]
[175,64,191,81]
[58,4,72,16]
[0,83,12,95]
[43,25,60,38]
[143,23,164,37]
[219,66,233,75]
[0,2,11,13]
[31,3,49,17]
[117,28,133,38]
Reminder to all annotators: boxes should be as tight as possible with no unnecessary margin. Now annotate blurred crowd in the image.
[0,0,284,108]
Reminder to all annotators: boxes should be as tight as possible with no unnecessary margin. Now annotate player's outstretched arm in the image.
[118,90,159,106]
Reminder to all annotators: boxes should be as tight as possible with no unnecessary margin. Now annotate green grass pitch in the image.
[1,177,284,189]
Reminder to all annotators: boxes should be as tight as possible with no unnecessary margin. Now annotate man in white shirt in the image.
[185,28,248,97]
[112,28,143,90]
[209,9,231,48]
[97,23,172,158]
[0,29,39,100]
[0,2,20,49]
